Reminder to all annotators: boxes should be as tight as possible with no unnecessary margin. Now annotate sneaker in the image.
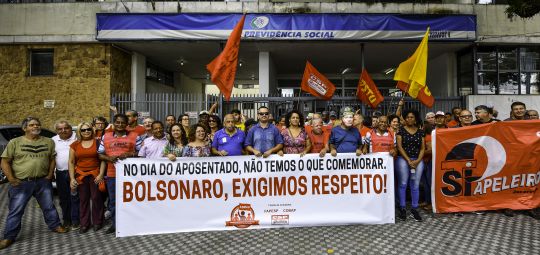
[525,209,540,220]
[422,204,433,211]
[104,210,112,220]
[52,226,69,233]
[93,224,103,232]
[398,207,407,221]
[0,239,14,250]
[79,227,89,234]
[455,213,464,217]
[62,221,71,229]
[105,226,115,234]
[503,209,515,217]
[473,211,485,215]
[410,208,423,222]
[71,224,81,231]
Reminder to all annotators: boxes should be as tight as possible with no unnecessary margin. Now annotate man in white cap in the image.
[434,111,447,129]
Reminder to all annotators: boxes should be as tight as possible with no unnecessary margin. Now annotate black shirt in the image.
[471,118,499,125]
[397,126,424,158]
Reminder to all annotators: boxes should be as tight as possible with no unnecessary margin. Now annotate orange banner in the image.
[300,61,336,100]
[433,121,540,213]
[356,69,384,108]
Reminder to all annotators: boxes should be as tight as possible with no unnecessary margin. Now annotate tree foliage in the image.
[505,0,540,19]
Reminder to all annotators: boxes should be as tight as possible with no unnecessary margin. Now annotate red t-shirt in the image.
[307,129,330,153]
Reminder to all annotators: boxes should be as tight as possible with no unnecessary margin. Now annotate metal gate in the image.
[112,92,464,122]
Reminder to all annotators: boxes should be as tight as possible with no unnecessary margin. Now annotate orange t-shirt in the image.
[105,125,146,136]
[70,140,100,173]
[102,132,138,177]
[357,126,371,138]
[447,119,459,128]
[307,130,330,153]
[423,133,432,162]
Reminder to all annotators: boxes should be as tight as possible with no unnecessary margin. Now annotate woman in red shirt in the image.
[68,122,105,233]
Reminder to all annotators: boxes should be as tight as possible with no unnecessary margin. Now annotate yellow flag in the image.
[393,27,430,98]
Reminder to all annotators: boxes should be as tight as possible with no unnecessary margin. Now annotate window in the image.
[476,47,497,94]
[520,47,540,94]
[475,46,539,95]
[29,49,54,76]
[146,62,174,87]
[457,50,474,96]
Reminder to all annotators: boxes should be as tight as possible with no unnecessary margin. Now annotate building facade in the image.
[1,1,539,127]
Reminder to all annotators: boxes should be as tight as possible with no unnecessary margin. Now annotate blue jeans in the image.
[106,177,116,226]
[396,156,425,209]
[421,160,432,203]
[55,170,80,225]
[3,178,61,241]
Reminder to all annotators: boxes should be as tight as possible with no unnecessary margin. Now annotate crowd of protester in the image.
[0,100,539,249]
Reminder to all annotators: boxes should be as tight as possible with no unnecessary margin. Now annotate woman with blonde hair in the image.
[68,122,105,233]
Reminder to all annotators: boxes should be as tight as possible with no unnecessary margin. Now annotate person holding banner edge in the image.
[212,114,245,157]
[98,114,142,234]
[244,106,284,158]
[68,122,106,233]
[278,110,312,157]
[396,109,425,222]
[163,123,188,161]
[362,115,396,157]
[329,108,363,157]
[182,124,212,157]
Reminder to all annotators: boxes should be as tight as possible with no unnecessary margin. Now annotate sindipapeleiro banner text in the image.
[433,121,540,213]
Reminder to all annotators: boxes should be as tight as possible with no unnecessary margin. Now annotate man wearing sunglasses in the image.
[456,110,473,127]
[244,106,283,158]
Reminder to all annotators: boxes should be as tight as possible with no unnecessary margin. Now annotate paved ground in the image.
[0,184,539,255]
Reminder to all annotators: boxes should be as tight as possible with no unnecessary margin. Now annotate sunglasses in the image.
[258,112,269,116]
[208,120,216,123]
[80,128,93,132]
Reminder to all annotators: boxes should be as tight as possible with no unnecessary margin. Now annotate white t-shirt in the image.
[53,133,76,171]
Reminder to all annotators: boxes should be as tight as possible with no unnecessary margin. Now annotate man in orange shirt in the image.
[306,118,330,157]
[125,110,146,136]
[98,114,142,234]
[353,113,371,138]
[446,107,461,127]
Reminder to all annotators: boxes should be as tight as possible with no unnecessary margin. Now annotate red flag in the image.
[300,61,336,100]
[206,15,246,101]
[356,69,384,108]
[397,81,435,108]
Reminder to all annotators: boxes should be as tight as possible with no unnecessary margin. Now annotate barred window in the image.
[29,49,54,76]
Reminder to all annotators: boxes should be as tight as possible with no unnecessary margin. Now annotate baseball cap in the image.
[329,111,338,117]
[199,110,209,116]
[340,107,354,118]
[435,111,445,116]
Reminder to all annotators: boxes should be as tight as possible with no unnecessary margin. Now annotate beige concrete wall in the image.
[0,2,538,44]
[474,4,540,44]
[110,46,131,93]
[0,44,116,129]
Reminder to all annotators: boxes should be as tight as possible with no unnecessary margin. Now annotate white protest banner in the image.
[115,152,394,237]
